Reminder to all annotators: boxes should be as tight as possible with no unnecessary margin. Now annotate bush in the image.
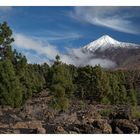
[50,84,69,111]
[99,108,112,117]
[101,96,111,105]
[0,59,23,107]
[79,100,86,110]
[131,106,140,119]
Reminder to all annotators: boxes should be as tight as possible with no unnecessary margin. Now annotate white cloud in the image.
[44,31,82,41]
[22,51,50,64]
[64,48,116,68]
[72,7,140,34]
[87,58,116,68]
[14,33,60,62]
[14,32,116,68]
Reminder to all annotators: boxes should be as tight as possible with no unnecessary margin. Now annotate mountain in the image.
[79,35,140,69]
[83,35,139,52]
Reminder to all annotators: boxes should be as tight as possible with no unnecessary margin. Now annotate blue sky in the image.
[0,6,140,64]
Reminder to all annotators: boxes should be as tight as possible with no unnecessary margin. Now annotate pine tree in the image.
[92,65,111,102]
[50,84,68,110]
[129,88,137,106]
[0,22,14,60]
[125,72,138,106]
[41,63,50,87]
[50,55,74,110]
[0,59,23,107]
[119,85,127,104]
[75,66,92,99]
[109,73,120,104]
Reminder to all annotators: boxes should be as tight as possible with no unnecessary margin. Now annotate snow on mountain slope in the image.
[83,35,139,52]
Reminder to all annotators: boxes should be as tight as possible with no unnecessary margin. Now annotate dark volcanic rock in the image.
[92,119,112,134]
[13,120,46,134]
[114,127,124,134]
[77,105,101,124]
[109,106,131,120]
[0,113,22,125]
[65,123,102,134]
[0,90,140,134]
[43,123,56,134]
[111,119,138,134]
[55,126,68,134]
[133,120,140,133]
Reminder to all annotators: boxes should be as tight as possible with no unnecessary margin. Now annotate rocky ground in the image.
[0,89,140,134]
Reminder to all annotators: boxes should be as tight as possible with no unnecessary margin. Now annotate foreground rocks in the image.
[0,90,140,134]
[92,119,112,133]
[111,119,138,134]
[13,120,46,134]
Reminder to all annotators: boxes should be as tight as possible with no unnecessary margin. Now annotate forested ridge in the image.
[0,21,140,114]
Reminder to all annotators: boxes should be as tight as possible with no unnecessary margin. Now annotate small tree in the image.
[50,84,68,110]
[50,55,74,110]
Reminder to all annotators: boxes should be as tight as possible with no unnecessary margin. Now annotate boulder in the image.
[53,112,80,125]
[0,113,20,124]
[109,106,131,120]
[66,123,102,134]
[0,128,15,134]
[68,131,78,134]
[28,120,43,129]
[45,111,55,121]
[43,123,56,134]
[23,105,33,116]
[112,119,138,134]
[9,114,22,122]
[77,105,101,124]
[135,121,140,132]
[65,112,79,124]
[0,123,9,128]
[13,120,46,134]
[92,119,112,134]
[13,122,28,129]
[55,126,68,134]
[28,120,46,134]
[114,127,124,134]
[37,127,46,134]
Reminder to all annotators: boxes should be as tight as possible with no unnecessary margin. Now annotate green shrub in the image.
[131,106,140,119]
[101,96,111,105]
[79,100,86,110]
[99,108,112,117]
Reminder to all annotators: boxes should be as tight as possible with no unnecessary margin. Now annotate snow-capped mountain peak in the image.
[83,35,139,52]
[96,35,119,44]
